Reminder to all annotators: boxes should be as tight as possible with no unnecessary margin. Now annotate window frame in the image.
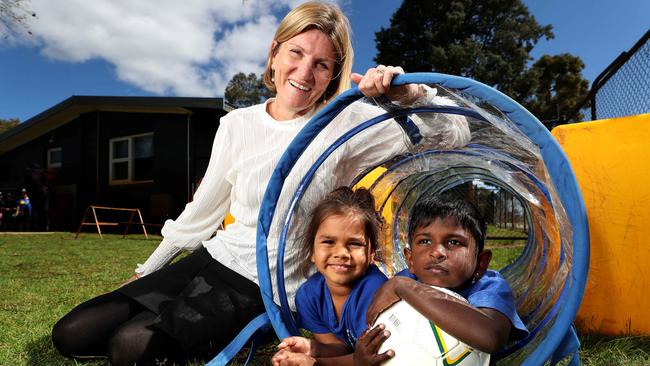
[47,147,63,169]
[108,132,154,185]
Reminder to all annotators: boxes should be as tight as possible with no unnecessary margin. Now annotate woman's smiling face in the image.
[269,28,337,120]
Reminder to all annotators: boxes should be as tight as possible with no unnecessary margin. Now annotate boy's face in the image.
[405,217,479,291]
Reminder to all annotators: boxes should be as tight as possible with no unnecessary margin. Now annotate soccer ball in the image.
[373,286,490,366]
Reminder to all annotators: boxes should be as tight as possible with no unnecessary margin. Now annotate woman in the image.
[52,2,469,365]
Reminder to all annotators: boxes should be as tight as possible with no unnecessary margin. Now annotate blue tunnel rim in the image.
[256,72,589,365]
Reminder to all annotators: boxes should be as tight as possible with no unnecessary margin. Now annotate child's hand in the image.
[272,349,317,366]
[366,276,414,325]
[353,324,394,366]
[276,336,313,355]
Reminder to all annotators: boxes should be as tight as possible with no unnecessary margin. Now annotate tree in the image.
[517,54,589,124]
[374,0,553,97]
[0,0,36,38]
[224,72,273,108]
[0,118,19,135]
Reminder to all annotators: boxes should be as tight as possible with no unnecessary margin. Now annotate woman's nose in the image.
[295,60,314,80]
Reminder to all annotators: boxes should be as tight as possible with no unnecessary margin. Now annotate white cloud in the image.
[8,0,324,96]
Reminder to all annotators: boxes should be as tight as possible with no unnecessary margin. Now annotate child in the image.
[354,195,528,365]
[272,187,387,366]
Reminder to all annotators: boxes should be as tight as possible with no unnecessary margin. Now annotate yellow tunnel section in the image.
[552,113,650,335]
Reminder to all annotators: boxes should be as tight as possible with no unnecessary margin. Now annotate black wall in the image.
[0,107,224,231]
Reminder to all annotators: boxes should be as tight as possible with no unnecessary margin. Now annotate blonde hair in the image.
[263,1,353,104]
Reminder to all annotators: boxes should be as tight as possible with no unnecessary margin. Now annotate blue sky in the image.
[1,0,648,122]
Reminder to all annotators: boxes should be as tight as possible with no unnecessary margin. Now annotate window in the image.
[109,133,154,184]
[47,147,62,168]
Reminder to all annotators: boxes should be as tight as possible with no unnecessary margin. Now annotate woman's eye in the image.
[289,49,301,57]
[316,62,329,70]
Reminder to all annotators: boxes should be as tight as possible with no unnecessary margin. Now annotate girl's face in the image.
[310,213,373,293]
[269,29,337,120]
[404,217,478,291]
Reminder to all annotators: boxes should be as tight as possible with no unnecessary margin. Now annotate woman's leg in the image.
[51,291,142,358]
[107,310,187,366]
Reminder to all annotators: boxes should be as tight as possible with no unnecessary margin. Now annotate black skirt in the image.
[118,247,266,354]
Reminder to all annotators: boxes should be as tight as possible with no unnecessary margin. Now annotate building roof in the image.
[0,96,233,154]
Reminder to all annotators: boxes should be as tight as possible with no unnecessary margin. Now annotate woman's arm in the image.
[328,67,469,186]
[367,277,511,353]
[134,116,236,276]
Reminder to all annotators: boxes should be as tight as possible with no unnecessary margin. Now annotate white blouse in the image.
[136,88,470,308]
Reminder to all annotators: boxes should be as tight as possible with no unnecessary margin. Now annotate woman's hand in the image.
[350,65,420,103]
[272,349,317,366]
[353,324,394,366]
[276,336,313,355]
[120,273,140,287]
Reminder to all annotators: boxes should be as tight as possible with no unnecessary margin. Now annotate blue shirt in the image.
[296,265,388,348]
[396,268,529,340]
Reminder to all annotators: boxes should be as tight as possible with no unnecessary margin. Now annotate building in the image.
[0,96,232,230]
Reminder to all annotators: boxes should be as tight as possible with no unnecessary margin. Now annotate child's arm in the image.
[367,277,511,353]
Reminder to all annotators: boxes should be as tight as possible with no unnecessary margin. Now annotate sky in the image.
[0,0,648,122]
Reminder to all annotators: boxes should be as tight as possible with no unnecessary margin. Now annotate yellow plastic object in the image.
[551,113,650,335]
[223,213,235,228]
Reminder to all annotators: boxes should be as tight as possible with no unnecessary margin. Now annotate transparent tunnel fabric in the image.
[250,73,588,366]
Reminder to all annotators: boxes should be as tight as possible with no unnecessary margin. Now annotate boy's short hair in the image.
[407,194,487,254]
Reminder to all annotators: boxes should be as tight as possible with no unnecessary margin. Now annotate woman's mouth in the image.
[289,79,311,92]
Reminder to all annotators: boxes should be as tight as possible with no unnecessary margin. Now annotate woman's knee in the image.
[51,314,81,357]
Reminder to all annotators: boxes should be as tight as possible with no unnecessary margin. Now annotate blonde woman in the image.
[52,2,469,365]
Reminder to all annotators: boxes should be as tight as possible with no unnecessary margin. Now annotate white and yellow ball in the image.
[374,286,490,366]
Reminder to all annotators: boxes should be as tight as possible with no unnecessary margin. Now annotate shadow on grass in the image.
[24,335,107,366]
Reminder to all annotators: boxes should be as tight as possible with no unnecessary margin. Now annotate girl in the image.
[354,195,529,365]
[273,187,387,366]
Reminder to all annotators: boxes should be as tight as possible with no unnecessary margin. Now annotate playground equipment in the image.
[208,73,589,365]
[553,113,650,336]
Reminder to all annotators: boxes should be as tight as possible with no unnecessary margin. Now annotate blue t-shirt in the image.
[296,265,388,348]
[396,268,529,340]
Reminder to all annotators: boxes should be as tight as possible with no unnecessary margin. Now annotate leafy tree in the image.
[517,54,589,124]
[374,0,553,97]
[0,118,19,135]
[0,0,36,38]
[224,72,273,108]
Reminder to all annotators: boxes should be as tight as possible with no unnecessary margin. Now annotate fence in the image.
[568,29,650,123]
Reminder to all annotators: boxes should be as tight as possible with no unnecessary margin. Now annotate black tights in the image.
[52,292,187,366]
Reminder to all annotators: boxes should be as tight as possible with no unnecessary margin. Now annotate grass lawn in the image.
[1,233,649,365]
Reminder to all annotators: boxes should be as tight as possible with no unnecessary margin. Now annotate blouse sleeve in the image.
[135,116,236,276]
[334,85,470,183]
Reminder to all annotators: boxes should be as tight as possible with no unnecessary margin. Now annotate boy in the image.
[354,195,528,365]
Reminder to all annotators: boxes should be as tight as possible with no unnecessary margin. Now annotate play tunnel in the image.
[208,73,590,365]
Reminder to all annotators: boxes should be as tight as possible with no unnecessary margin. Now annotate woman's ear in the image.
[270,40,279,66]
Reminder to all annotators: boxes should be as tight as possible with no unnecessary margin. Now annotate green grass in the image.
[1,233,649,365]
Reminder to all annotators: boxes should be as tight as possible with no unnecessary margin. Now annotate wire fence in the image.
[568,29,650,123]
